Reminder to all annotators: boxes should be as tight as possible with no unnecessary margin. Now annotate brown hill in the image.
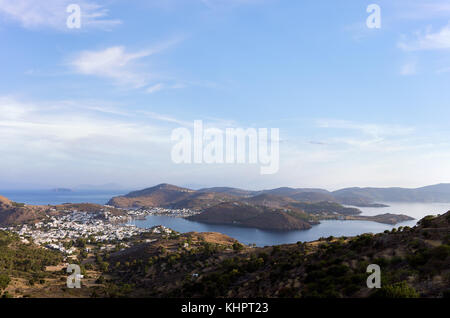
[0,195,12,206]
[0,196,47,226]
[107,184,195,208]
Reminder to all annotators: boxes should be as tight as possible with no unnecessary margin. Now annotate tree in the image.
[232,242,244,251]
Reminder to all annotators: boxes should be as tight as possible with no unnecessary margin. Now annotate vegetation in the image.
[102,212,450,298]
[372,281,420,298]
[0,230,63,295]
[0,210,449,298]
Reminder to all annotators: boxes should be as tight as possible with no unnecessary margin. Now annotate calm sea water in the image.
[0,190,125,205]
[350,202,450,219]
[129,202,450,246]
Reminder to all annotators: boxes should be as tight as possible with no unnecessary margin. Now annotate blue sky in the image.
[1,0,450,190]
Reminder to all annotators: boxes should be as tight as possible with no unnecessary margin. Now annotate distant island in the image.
[51,188,73,193]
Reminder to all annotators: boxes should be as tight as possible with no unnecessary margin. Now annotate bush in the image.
[419,215,435,228]
[371,281,420,298]
[232,242,244,251]
[430,245,450,260]
[0,274,10,290]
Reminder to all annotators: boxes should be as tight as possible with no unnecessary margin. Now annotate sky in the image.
[1,0,450,191]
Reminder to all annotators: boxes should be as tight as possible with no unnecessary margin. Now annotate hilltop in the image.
[107,184,195,208]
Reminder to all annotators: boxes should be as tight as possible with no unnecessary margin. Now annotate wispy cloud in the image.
[312,119,420,155]
[316,119,414,138]
[146,83,165,94]
[398,23,450,51]
[0,0,121,30]
[68,40,181,90]
[69,46,153,88]
[0,96,187,175]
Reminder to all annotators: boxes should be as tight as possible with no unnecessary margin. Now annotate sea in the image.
[0,189,125,206]
[3,190,449,247]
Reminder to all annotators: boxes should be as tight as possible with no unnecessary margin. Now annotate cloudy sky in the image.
[1,0,450,191]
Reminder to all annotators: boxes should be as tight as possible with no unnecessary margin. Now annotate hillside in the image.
[0,196,47,227]
[198,187,255,198]
[108,183,450,212]
[169,192,238,210]
[1,211,448,298]
[0,197,128,227]
[332,184,450,204]
[105,211,450,298]
[289,191,338,203]
[289,201,362,216]
[240,194,298,208]
[188,202,312,231]
[107,184,195,208]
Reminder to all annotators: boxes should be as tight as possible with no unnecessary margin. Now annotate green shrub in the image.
[371,281,419,298]
[419,215,435,228]
[232,242,244,251]
[0,274,10,290]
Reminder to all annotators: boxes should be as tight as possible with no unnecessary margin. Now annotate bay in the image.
[130,202,450,246]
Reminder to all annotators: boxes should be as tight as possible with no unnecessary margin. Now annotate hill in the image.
[108,183,450,212]
[289,201,362,216]
[105,211,450,298]
[188,202,312,231]
[332,184,450,204]
[240,194,298,208]
[347,213,415,225]
[198,187,256,198]
[0,197,127,227]
[169,192,239,210]
[107,184,195,208]
[0,196,47,227]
